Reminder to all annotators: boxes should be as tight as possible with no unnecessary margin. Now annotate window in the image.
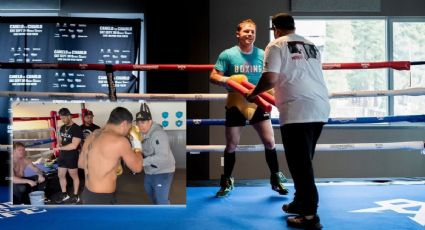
[393,21,425,115]
[269,17,425,119]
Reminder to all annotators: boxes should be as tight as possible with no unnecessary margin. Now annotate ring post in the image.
[105,64,117,101]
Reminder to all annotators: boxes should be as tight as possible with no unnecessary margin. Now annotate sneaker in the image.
[270,171,289,195]
[215,175,234,198]
[55,192,70,204]
[282,201,302,214]
[69,194,80,204]
[287,215,322,230]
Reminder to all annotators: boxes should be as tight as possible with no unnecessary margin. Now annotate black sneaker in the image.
[69,194,80,204]
[55,193,70,204]
[282,201,302,215]
[270,172,288,195]
[215,175,234,198]
[287,215,323,230]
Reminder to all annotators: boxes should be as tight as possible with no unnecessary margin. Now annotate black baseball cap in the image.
[58,108,71,116]
[83,110,94,116]
[135,103,152,121]
[271,13,295,30]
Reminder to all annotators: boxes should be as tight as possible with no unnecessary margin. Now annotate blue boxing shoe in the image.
[270,171,289,195]
[216,175,234,198]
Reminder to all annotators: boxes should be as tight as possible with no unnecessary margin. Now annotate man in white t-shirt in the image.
[247,13,329,229]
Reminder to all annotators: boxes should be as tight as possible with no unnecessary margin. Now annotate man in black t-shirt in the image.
[80,110,100,145]
[54,108,83,204]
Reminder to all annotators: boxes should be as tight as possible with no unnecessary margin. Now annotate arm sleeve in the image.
[143,131,171,168]
[214,51,229,73]
[263,43,283,74]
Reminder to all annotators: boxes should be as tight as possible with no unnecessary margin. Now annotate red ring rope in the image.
[13,113,79,122]
[0,61,413,71]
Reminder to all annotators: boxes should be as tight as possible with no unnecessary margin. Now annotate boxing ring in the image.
[1,182,425,230]
[1,61,425,230]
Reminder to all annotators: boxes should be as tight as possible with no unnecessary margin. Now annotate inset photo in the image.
[12,101,186,206]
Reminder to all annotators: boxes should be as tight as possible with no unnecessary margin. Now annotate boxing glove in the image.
[225,74,255,120]
[229,74,248,84]
[218,74,247,87]
[129,125,142,153]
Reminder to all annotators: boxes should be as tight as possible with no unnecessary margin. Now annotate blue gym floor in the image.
[1,182,424,230]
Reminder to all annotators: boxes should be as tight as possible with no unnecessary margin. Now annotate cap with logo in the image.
[135,103,152,121]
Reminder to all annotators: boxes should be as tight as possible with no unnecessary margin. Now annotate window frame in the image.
[389,17,425,116]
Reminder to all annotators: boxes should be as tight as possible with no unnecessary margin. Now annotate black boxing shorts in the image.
[81,187,116,205]
[225,106,270,127]
[57,152,79,169]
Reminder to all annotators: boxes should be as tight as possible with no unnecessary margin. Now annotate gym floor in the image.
[2,178,424,230]
[116,168,186,205]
